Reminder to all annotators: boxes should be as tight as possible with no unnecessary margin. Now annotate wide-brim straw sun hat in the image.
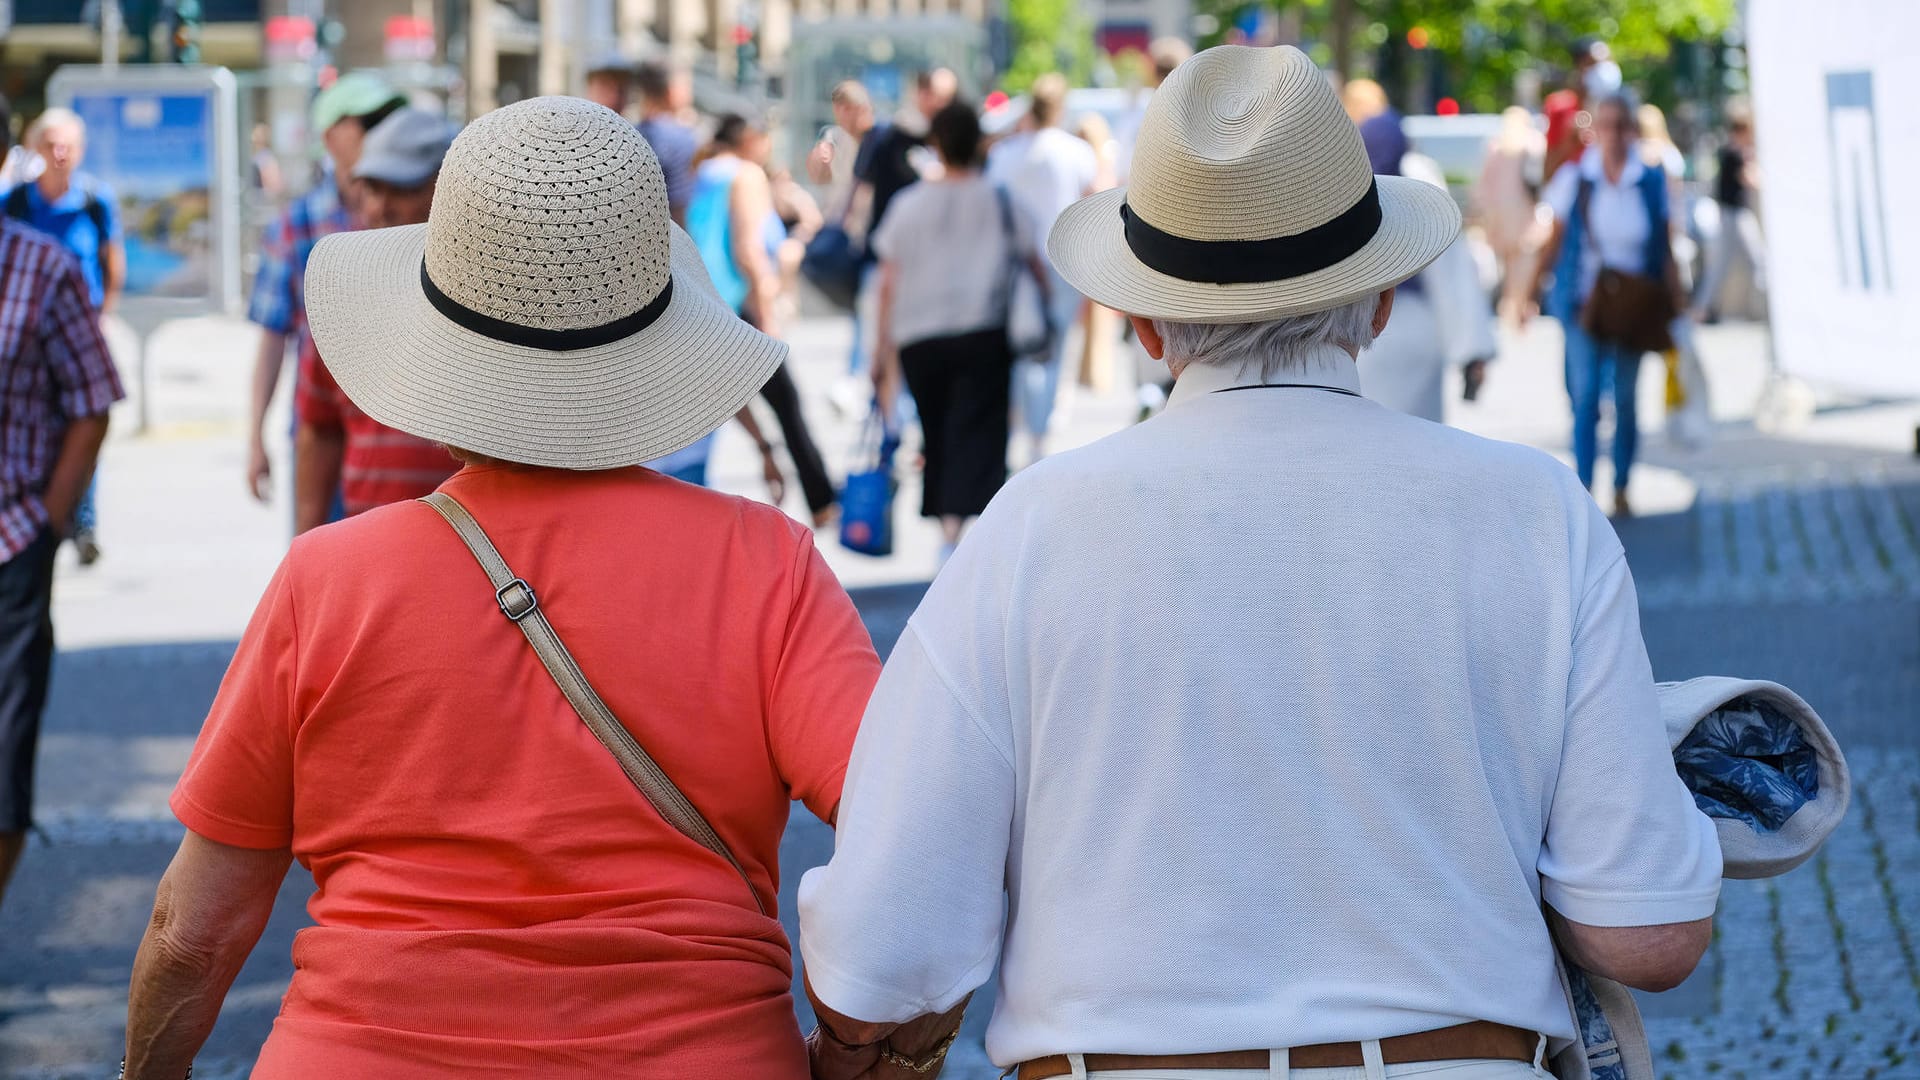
[305,95,786,469]
[1049,45,1462,324]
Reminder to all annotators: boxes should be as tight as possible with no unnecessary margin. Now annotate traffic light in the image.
[169,0,202,63]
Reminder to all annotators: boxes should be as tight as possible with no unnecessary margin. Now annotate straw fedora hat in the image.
[1048,45,1461,324]
[305,96,786,469]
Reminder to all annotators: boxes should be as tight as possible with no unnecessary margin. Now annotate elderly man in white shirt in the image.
[799,45,1720,1080]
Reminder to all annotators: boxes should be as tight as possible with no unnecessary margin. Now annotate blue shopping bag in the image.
[839,407,898,557]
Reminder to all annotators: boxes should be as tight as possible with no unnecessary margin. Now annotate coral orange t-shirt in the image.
[172,464,880,1077]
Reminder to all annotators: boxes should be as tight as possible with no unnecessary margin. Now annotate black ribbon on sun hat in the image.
[1119,178,1383,285]
[419,262,675,351]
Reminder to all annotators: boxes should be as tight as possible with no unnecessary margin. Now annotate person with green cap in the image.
[243,72,406,513]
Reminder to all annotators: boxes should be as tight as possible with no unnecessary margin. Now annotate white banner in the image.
[1750,0,1920,397]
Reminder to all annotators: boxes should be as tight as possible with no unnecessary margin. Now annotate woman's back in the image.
[173,464,878,1076]
[872,175,1031,348]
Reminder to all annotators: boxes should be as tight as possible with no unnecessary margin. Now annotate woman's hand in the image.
[759,444,788,506]
[871,343,901,420]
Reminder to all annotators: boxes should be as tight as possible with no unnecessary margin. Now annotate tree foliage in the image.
[1189,0,1737,114]
[1004,0,1098,93]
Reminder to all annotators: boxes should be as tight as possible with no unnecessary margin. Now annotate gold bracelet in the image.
[877,1026,959,1074]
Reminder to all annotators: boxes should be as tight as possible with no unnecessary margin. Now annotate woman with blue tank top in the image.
[1529,91,1684,519]
[684,115,836,526]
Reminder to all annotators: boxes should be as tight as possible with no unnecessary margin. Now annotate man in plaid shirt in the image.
[0,206,123,911]
[245,73,404,505]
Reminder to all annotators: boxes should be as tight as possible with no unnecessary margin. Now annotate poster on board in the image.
[46,65,240,316]
[1749,0,1918,398]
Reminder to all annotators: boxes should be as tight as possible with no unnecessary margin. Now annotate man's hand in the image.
[246,436,272,502]
[807,138,837,185]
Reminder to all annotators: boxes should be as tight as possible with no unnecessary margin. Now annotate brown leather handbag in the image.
[1581,266,1675,353]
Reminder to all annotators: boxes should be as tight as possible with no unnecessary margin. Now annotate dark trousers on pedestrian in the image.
[900,328,1012,519]
[0,531,57,833]
[759,362,836,516]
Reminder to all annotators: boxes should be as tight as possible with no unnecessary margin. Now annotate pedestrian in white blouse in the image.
[799,46,1719,1080]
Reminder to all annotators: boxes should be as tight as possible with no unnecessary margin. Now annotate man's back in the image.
[988,126,1097,235]
[801,357,1720,1063]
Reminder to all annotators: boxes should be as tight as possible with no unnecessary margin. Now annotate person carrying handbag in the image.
[870,102,1049,565]
[1528,90,1687,519]
[119,98,881,1080]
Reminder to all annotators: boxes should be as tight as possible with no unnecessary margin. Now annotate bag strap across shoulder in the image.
[418,491,767,916]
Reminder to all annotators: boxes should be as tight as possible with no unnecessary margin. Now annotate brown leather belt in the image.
[1016,1021,1539,1080]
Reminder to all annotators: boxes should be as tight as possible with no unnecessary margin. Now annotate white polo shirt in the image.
[799,348,1720,1066]
[1544,147,1655,300]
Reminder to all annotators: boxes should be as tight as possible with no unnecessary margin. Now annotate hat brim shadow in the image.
[304,222,786,470]
[1048,174,1462,325]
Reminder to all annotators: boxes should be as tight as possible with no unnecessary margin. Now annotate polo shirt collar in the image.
[1577,145,1645,188]
[1165,344,1362,410]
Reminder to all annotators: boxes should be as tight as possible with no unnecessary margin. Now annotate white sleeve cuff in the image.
[1542,878,1722,928]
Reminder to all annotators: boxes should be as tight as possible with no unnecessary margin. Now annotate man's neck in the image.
[641,102,674,122]
[36,172,71,200]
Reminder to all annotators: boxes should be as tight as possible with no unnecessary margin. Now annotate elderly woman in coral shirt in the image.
[120,98,878,1079]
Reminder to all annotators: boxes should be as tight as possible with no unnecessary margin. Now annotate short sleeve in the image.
[171,556,302,849]
[39,253,123,418]
[1539,548,1722,926]
[1543,161,1580,221]
[765,533,881,821]
[797,623,1013,1023]
[294,338,345,430]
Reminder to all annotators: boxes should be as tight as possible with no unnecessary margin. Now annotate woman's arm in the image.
[729,163,782,333]
[873,259,902,416]
[1523,217,1567,324]
[735,404,786,504]
[124,833,291,1079]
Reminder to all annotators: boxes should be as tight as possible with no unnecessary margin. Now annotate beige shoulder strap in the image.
[419,491,766,916]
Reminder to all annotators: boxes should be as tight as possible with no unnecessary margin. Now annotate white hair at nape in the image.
[1154,294,1380,380]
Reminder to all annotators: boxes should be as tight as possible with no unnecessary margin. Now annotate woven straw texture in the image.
[306,96,785,470]
[1048,45,1462,324]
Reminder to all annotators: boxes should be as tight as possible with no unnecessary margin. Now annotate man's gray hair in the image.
[1153,294,1380,379]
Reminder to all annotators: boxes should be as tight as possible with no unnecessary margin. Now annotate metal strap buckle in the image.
[495,578,538,621]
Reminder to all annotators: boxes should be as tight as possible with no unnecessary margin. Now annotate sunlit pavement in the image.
[2,311,1918,1078]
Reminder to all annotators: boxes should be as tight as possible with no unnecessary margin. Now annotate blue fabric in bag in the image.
[839,408,898,557]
